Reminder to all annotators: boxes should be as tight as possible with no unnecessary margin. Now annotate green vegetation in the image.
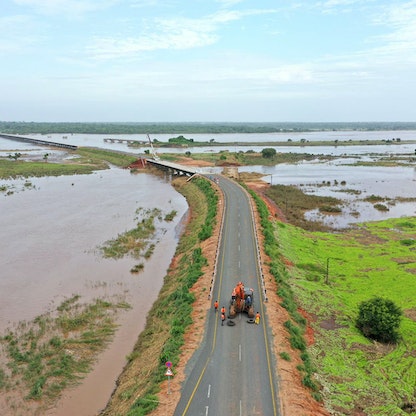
[8,152,22,160]
[261,148,277,158]
[164,210,177,222]
[100,208,162,260]
[196,178,218,241]
[0,147,137,179]
[364,194,386,203]
[2,121,416,134]
[76,147,137,168]
[0,158,100,179]
[374,203,389,211]
[102,177,216,415]
[0,296,130,409]
[247,187,320,399]
[275,217,416,414]
[162,150,334,167]
[356,297,402,343]
[168,135,194,145]
[265,184,342,231]
[279,351,291,361]
[130,263,145,274]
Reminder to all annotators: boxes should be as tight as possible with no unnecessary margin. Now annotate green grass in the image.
[0,147,137,179]
[76,147,137,167]
[0,158,101,178]
[160,151,335,166]
[100,208,161,259]
[265,184,342,231]
[276,217,416,414]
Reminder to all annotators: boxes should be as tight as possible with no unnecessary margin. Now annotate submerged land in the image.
[0,141,415,415]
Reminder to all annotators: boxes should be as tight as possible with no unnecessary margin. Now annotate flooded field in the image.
[240,161,416,228]
[0,167,188,415]
[0,133,415,414]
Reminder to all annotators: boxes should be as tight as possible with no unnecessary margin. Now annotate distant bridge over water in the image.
[0,134,77,150]
[1,133,201,177]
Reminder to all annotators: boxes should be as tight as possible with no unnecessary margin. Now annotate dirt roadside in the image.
[149,165,329,416]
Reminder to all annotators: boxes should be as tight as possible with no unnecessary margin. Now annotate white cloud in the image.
[87,30,218,60]
[85,8,277,60]
[369,2,416,64]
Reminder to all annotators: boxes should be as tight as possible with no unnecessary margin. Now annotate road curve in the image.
[174,175,281,416]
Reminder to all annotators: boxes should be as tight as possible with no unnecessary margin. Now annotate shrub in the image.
[356,297,402,343]
[374,203,389,212]
[261,148,277,158]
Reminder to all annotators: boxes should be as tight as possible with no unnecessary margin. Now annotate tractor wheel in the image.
[248,306,255,319]
[229,305,236,319]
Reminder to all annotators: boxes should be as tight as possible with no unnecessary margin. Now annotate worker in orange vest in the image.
[255,312,261,325]
[221,312,226,326]
[221,306,226,315]
[214,300,218,312]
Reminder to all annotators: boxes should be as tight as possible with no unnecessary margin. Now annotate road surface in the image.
[174,175,281,416]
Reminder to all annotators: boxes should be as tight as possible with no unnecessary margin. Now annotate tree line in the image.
[1,121,416,135]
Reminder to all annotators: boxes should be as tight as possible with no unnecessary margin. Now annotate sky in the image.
[1,0,416,122]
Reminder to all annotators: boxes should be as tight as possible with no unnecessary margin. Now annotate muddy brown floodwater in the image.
[0,167,188,416]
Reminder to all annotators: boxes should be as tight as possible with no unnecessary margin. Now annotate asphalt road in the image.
[174,175,281,416]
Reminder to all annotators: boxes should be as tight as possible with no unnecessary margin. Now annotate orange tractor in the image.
[229,282,255,319]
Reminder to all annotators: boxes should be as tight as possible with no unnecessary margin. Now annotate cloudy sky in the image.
[1,0,416,122]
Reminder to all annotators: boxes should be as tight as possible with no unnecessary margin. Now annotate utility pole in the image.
[325,258,329,284]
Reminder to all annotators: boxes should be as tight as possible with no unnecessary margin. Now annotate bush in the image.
[356,297,402,343]
[261,148,277,158]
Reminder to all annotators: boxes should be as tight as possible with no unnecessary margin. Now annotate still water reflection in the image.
[239,161,416,228]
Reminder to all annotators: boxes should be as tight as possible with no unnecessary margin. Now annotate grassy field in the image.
[275,217,416,415]
[161,150,336,166]
[0,147,137,179]
[265,184,343,231]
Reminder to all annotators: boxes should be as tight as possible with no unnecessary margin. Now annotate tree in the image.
[261,148,276,159]
[8,152,21,161]
[356,297,402,343]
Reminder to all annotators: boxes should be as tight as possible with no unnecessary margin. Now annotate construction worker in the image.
[246,295,251,307]
[221,306,226,316]
[255,312,261,325]
[214,300,218,312]
[221,312,226,326]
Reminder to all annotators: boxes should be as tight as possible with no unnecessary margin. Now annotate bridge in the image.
[104,138,145,144]
[145,158,199,177]
[0,134,78,150]
[1,133,199,177]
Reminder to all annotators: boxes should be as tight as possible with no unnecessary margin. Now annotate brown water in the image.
[0,168,188,415]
